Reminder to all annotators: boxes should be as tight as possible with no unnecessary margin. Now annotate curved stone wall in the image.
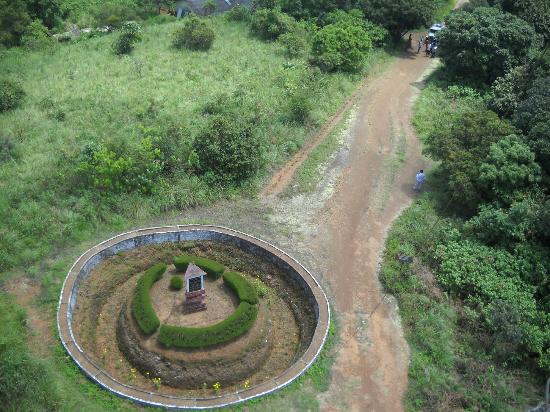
[57,225,330,409]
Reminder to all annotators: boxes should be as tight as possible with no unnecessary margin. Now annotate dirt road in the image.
[315,48,435,411]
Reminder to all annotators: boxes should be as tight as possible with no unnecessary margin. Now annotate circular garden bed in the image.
[58,226,330,409]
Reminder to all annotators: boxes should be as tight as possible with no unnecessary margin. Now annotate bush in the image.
[131,263,166,334]
[0,79,25,112]
[112,21,143,55]
[278,29,308,57]
[158,301,258,348]
[287,93,312,123]
[92,3,138,28]
[173,254,225,279]
[311,18,373,72]
[223,272,259,304]
[193,113,266,184]
[438,7,536,84]
[250,7,296,40]
[169,276,183,290]
[0,135,19,163]
[172,14,215,51]
[21,20,55,50]
[226,4,251,21]
[203,0,217,15]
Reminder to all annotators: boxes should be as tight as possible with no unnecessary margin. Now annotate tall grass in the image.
[0,17,361,275]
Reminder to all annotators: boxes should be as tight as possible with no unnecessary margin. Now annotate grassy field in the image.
[0,15,373,410]
[0,16,363,277]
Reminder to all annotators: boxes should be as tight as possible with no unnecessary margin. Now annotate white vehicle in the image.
[428,23,445,38]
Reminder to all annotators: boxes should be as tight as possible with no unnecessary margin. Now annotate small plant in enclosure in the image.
[172,15,215,51]
[252,277,269,298]
[212,381,221,393]
[112,21,143,55]
[152,377,161,389]
[128,368,137,383]
[169,276,183,290]
[243,379,250,389]
[0,79,25,112]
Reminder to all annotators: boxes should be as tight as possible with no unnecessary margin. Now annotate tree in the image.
[311,10,376,72]
[23,0,62,28]
[514,77,550,176]
[424,109,515,212]
[142,0,173,14]
[438,7,536,84]
[278,0,357,20]
[360,0,435,41]
[479,135,541,205]
[487,65,530,118]
[0,0,31,47]
[172,14,215,51]
[250,7,296,40]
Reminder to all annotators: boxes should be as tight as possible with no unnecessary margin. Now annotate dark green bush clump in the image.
[223,271,259,304]
[173,254,225,279]
[250,8,296,40]
[0,79,25,112]
[158,301,258,348]
[113,21,143,55]
[193,113,266,184]
[226,4,251,21]
[21,19,54,50]
[172,15,215,51]
[169,276,183,290]
[131,263,166,334]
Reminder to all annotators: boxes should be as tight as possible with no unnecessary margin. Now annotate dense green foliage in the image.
[173,254,225,279]
[0,292,61,411]
[0,0,31,46]
[361,0,436,41]
[0,79,25,112]
[131,263,166,334]
[380,198,541,410]
[223,271,259,304]
[311,10,375,72]
[112,21,143,54]
[169,275,183,290]
[21,19,55,50]
[172,14,215,51]
[158,301,258,348]
[250,7,296,40]
[438,7,536,84]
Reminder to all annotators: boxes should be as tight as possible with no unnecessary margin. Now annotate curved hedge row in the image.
[157,301,258,348]
[173,254,225,279]
[223,271,259,304]
[131,263,166,334]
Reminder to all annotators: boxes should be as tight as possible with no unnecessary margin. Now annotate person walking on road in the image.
[413,169,425,191]
[417,36,424,53]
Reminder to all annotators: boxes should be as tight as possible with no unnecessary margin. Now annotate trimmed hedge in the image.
[169,276,183,290]
[158,301,258,348]
[173,254,225,279]
[131,263,166,334]
[223,271,258,304]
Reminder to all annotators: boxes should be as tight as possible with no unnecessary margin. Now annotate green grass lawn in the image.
[0,16,362,276]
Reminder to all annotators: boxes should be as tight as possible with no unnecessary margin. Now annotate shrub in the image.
[169,276,183,290]
[172,14,215,51]
[112,21,143,55]
[0,135,19,163]
[173,254,225,279]
[278,29,308,57]
[0,79,25,112]
[287,93,311,123]
[226,4,251,22]
[158,301,258,348]
[203,0,217,15]
[311,19,373,72]
[93,4,138,28]
[250,8,296,40]
[193,113,265,184]
[223,272,259,304]
[21,20,55,50]
[131,263,166,334]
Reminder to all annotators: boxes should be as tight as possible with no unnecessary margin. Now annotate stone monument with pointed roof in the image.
[184,263,207,312]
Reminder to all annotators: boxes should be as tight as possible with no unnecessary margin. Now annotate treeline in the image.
[416,0,549,374]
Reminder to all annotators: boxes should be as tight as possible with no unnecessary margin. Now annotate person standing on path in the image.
[413,169,425,191]
[417,36,424,53]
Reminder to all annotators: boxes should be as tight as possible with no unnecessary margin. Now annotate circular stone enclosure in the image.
[57,225,330,409]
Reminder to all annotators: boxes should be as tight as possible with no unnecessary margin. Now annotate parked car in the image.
[428,23,445,39]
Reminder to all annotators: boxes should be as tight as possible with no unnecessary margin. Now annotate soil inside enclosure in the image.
[72,241,316,396]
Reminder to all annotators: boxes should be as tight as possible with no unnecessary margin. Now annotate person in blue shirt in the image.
[413,169,425,191]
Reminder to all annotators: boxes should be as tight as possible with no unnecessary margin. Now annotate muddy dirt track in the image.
[264,46,438,411]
